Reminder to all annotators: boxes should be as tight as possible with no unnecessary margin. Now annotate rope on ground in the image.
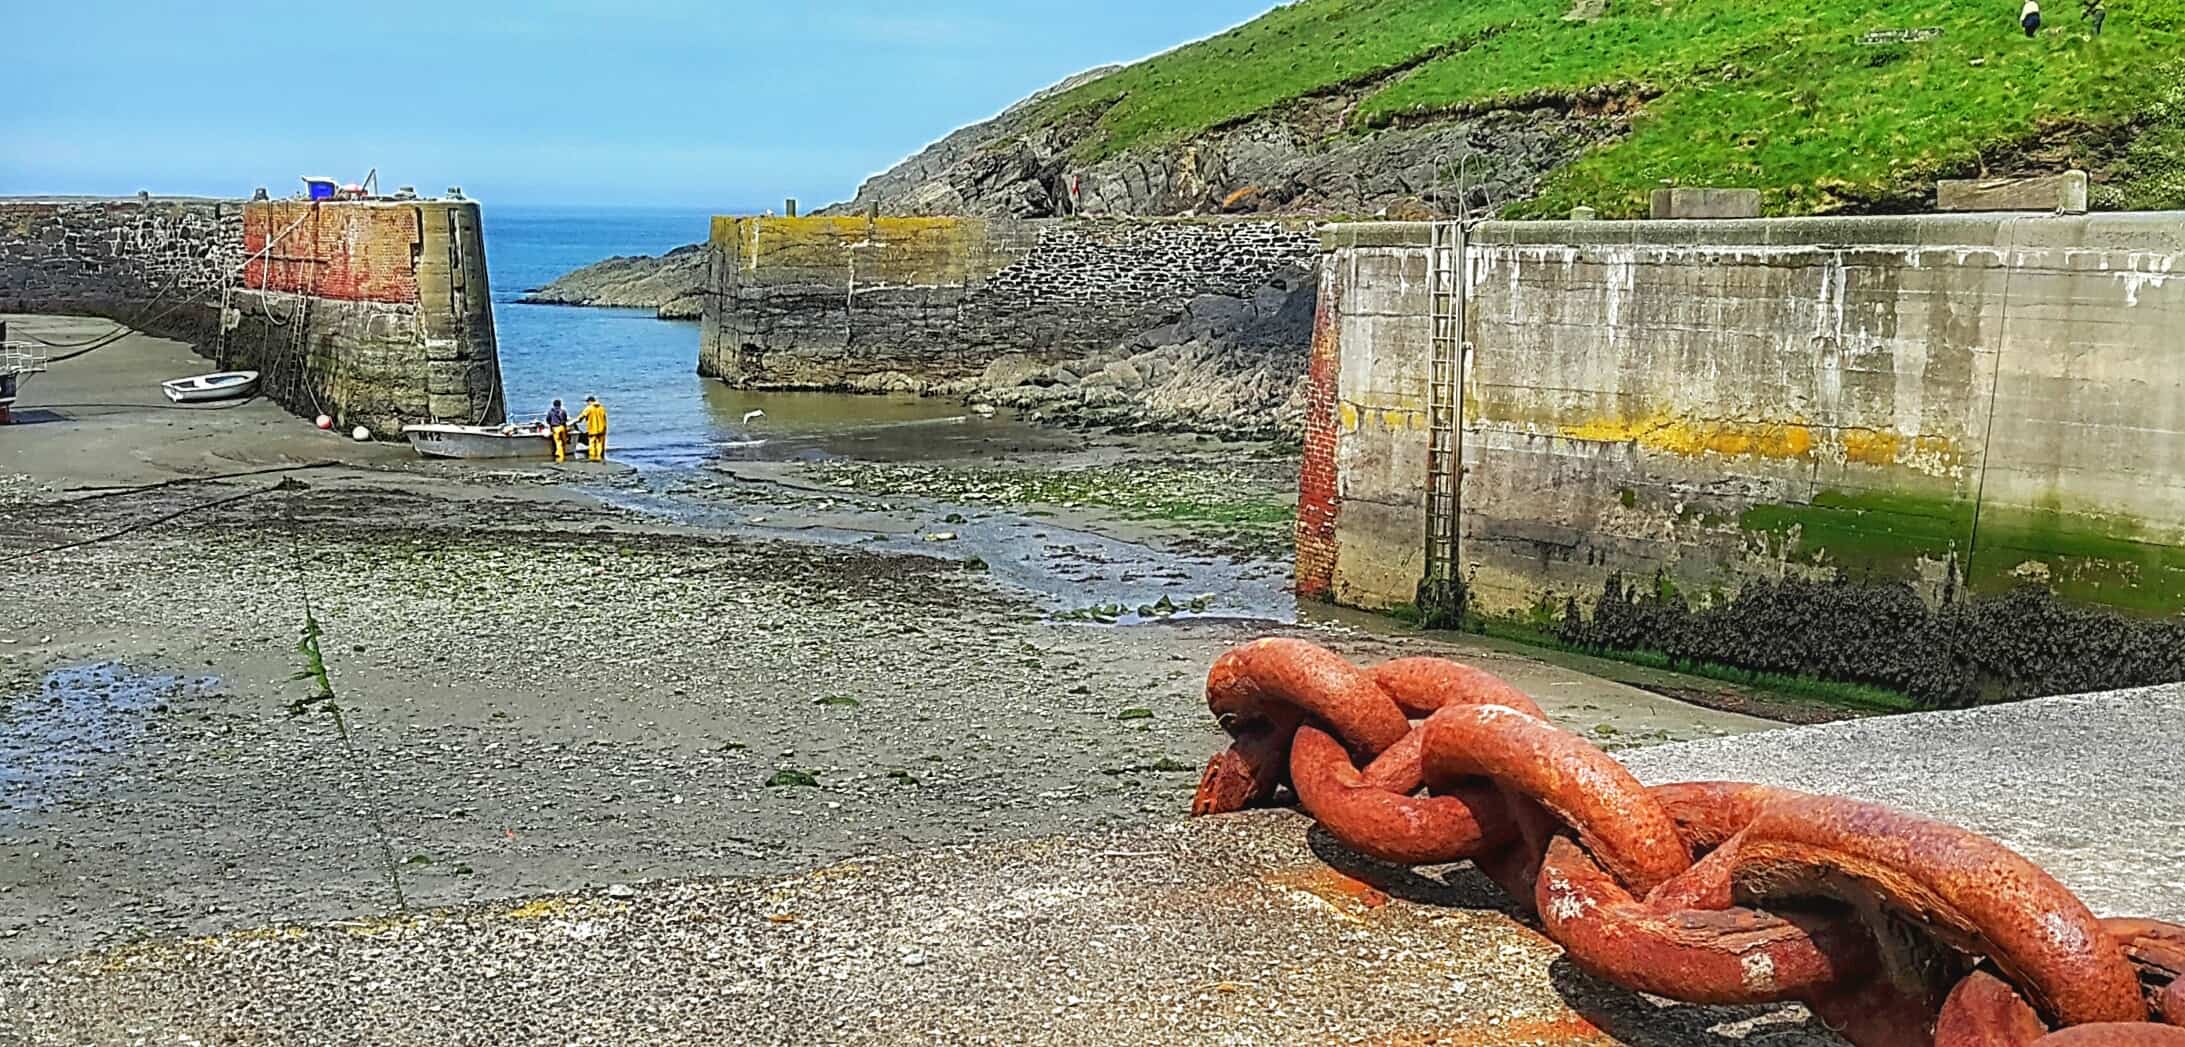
[285,523,410,917]
[11,395,267,414]
[0,478,294,564]
[56,460,341,501]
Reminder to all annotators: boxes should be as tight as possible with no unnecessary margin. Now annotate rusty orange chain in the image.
[1191,638,2185,1046]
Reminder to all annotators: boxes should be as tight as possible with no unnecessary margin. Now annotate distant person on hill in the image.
[578,395,609,462]
[2082,0,2106,34]
[2022,0,2043,36]
[545,398,570,463]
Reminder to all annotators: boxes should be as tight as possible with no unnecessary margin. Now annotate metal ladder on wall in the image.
[1420,221,1466,622]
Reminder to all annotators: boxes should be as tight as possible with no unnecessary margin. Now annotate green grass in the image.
[1025,0,2185,215]
[1035,0,1540,161]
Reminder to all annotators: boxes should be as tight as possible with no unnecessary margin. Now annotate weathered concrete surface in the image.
[1937,171,2090,214]
[1312,213,2185,621]
[0,197,503,433]
[1648,187,1761,219]
[1302,227,1435,610]
[4,683,2177,1046]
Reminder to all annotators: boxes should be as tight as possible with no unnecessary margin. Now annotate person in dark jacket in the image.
[2023,0,2043,36]
[545,399,570,463]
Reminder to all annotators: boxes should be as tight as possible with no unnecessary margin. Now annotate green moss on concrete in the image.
[1740,489,2185,614]
[1970,504,2185,614]
[1739,489,1975,578]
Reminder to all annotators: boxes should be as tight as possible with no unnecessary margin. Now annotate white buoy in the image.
[315,414,334,430]
[741,409,766,425]
[350,425,372,442]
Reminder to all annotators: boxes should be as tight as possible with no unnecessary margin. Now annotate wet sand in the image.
[0,316,1773,963]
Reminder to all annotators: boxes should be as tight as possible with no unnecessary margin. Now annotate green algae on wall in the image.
[1739,490,2185,615]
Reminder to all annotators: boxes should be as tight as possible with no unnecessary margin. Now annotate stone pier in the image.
[0,196,504,433]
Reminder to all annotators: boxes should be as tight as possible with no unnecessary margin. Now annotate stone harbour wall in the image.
[0,197,503,433]
[1313,212,2185,620]
[0,199,244,319]
[1312,213,2185,702]
[698,214,1319,391]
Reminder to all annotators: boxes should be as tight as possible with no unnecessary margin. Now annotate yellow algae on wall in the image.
[1841,429,1962,473]
[1470,405,1964,471]
[714,215,995,285]
[1551,411,1818,462]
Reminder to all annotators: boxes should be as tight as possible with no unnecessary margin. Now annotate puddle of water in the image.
[596,479,1299,624]
[0,663,218,813]
[697,389,1090,466]
[559,388,1300,624]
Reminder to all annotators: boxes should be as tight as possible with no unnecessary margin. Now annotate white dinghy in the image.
[161,371,260,404]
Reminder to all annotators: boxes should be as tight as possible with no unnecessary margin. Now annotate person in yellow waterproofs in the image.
[578,395,609,461]
[544,399,570,463]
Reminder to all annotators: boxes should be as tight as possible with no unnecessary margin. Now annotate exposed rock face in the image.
[955,265,1318,441]
[827,86,1610,221]
[818,66,1121,220]
[1080,107,1600,218]
[519,243,707,319]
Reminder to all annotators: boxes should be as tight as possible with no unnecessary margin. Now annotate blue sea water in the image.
[481,204,721,468]
[478,204,1067,471]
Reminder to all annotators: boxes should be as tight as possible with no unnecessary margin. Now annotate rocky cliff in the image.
[823,87,1608,222]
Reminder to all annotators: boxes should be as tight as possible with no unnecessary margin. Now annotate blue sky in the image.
[2,1,1273,209]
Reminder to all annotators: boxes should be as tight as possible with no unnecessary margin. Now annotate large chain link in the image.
[1192,638,2185,1045]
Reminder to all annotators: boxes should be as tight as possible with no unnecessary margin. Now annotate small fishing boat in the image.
[402,421,558,459]
[160,371,260,404]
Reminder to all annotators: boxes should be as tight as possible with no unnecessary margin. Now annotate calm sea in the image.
[482,204,722,468]
[479,204,1054,471]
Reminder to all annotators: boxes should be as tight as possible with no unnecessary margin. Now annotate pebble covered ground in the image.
[0,467,1763,974]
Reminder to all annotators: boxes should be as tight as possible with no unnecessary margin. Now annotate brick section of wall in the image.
[1295,263,1344,599]
[243,201,423,304]
[700,215,1319,388]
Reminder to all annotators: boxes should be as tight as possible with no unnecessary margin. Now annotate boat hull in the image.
[403,424,555,460]
[161,371,259,404]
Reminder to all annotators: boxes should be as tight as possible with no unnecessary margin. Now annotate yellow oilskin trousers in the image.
[579,404,608,462]
[550,425,568,463]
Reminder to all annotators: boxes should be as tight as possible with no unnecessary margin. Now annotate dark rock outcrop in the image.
[519,243,707,319]
[952,264,1319,441]
[817,66,1121,219]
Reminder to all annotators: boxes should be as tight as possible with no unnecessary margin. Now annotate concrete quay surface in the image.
[3,683,2178,1046]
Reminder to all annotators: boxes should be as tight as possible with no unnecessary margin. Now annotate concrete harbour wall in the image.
[698,214,1318,390]
[1308,212,2185,627]
[0,197,503,432]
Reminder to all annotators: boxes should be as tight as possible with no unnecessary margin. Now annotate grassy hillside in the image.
[1030,0,2185,216]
